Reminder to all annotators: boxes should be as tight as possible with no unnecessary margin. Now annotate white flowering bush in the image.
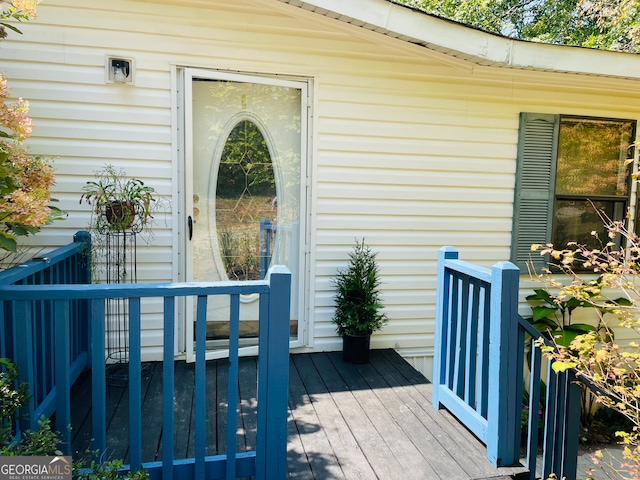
[0,1,62,252]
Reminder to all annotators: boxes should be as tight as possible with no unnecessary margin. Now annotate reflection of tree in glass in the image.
[216,120,276,280]
[216,121,275,198]
[552,118,634,257]
[556,119,634,196]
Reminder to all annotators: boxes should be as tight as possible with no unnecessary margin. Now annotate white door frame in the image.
[178,67,310,361]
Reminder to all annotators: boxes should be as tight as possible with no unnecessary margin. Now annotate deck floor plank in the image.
[140,362,163,463]
[69,371,93,457]
[308,352,411,479]
[290,354,376,480]
[205,358,219,457]
[172,360,195,460]
[289,353,353,480]
[373,350,528,479]
[373,349,502,478]
[71,349,529,479]
[352,352,469,479]
[238,357,258,452]
[371,350,495,478]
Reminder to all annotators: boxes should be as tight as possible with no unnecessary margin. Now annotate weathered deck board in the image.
[70,349,528,479]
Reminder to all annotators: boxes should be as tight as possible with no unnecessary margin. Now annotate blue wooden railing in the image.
[0,234,291,480]
[433,246,582,479]
[0,231,91,437]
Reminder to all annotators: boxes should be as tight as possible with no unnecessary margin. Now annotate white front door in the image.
[181,69,308,360]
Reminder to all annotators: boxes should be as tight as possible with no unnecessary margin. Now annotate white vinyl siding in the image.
[2,0,640,372]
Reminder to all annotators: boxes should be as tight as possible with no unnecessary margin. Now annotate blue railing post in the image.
[259,219,272,280]
[432,246,459,410]
[54,300,72,455]
[562,370,582,479]
[74,231,92,284]
[256,265,291,480]
[90,298,107,457]
[486,261,520,466]
[15,300,35,432]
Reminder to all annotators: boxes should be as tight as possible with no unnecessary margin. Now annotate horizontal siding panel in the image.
[33,120,171,144]
[319,99,469,123]
[320,152,516,174]
[317,134,516,158]
[319,118,515,144]
[315,216,512,232]
[317,167,515,188]
[317,184,514,203]
[317,199,513,218]
[25,138,171,161]
[33,102,170,126]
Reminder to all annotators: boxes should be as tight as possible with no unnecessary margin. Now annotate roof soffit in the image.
[276,0,640,81]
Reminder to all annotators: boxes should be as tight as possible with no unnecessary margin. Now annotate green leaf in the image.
[0,232,17,252]
[566,323,596,334]
[526,289,556,304]
[566,297,587,310]
[529,317,558,332]
[0,22,22,35]
[612,297,633,307]
[553,325,594,348]
[532,305,557,321]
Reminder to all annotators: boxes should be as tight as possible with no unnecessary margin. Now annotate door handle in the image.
[188,216,193,241]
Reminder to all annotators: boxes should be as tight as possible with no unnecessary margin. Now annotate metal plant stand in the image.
[104,230,138,386]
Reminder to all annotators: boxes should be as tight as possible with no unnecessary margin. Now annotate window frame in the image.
[511,112,637,272]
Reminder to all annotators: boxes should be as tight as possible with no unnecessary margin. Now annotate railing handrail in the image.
[442,257,493,283]
[0,278,275,300]
[0,231,90,285]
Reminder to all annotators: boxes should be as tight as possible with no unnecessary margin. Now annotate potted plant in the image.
[80,165,157,233]
[332,239,388,364]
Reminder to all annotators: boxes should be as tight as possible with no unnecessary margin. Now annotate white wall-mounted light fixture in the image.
[105,56,135,85]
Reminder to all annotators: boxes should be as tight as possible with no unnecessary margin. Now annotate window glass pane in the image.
[553,200,624,249]
[216,120,276,281]
[555,118,634,196]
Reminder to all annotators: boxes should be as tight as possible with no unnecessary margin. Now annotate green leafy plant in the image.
[531,217,640,478]
[0,357,62,456]
[332,239,388,336]
[73,458,148,480]
[1,357,148,478]
[526,288,600,348]
[80,164,157,233]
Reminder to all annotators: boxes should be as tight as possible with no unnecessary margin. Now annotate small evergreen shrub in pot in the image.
[332,239,388,364]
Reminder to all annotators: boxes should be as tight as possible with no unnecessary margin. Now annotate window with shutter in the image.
[511,113,636,272]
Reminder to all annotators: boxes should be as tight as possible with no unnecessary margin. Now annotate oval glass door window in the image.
[216,120,276,282]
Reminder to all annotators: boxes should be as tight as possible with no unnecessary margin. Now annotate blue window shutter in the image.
[511,113,559,272]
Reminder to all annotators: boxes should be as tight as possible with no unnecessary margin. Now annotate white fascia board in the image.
[288,0,640,80]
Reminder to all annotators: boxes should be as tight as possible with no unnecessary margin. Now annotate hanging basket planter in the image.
[104,201,136,231]
[80,165,158,235]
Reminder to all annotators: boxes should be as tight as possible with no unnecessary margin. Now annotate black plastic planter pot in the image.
[342,334,371,364]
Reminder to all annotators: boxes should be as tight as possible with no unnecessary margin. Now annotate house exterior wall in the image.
[3,0,640,376]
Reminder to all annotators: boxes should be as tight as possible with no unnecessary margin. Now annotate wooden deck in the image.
[70,349,528,479]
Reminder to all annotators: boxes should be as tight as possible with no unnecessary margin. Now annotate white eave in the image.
[277,0,640,80]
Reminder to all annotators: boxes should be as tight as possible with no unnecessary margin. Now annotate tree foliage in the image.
[393,0,640,53]
[531,216,640,477]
